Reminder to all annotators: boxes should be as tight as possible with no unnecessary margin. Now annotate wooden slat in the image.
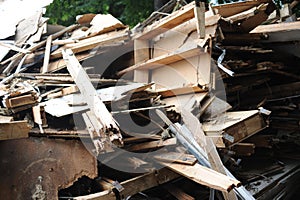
[127,138,176,152]
[226,3,268,23]
[47,52,93,72]
[181,110,238,200]
[164,162,240,192]
[164,184,195,200]
[118,43,204,75]
[74,168,180,200]
[157,85,207,98]
[154,152,197,165]
[0,42,30,54]
[134,2,196,40]
[0,116,13,123]
[194,2,206,39]
[213,0,270,17]
[250,20,300,33]
[133,39,150,82]
[51,29,129,59]
[47,85,78,99]
[41,35,52,73]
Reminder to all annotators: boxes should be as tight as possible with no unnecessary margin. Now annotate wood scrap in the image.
[0,1,299,199]
[163,162,240,192]
[87,14,126,36]
[63,49,123,153]
[41,35,53,73]
[15,11,43,47]
[0,120,31,140]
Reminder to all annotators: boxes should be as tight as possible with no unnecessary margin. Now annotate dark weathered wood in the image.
[164,184,195,200]
[0,120,31,140]
[232,143,255,156]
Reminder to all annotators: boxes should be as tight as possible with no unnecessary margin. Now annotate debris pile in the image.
[0,0,300,199]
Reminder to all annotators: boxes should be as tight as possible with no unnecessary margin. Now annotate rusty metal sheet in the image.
[0,137,97,200]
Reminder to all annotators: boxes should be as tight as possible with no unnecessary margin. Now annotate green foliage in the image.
[45,0,300,27]
[45,0,153,27]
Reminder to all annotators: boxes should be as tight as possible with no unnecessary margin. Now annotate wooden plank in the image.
[226,3,268,23]
[0,42,30,54]
[133,39,150,83]
[62,49,123,153]
[41,35,52,73]
[250,20,300,34]
[181,110,238,200]
[134,2,196,40]
[213,0,270,17]
[127,138,176,152]
[163,184,195,200]
[162,92,208,114]
[32,105,43,125]
[74,168,180,200]
[47,52,92,72]
[154,152,197,165]
[232,143,255,156]
[156,111,247,197]
[5,94,37,108]
[32,105,47,133]
[194,2,206,39]
[157,85,207,98]
[164,162,240,192]
[52,29,129,59]
[47,85,78,99]
[0,116,13,123]
[118,42,204,75]
[0,120,31,140]
[203,110,267,147]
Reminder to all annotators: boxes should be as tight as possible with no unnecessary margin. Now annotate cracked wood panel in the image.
[0,138,97,200]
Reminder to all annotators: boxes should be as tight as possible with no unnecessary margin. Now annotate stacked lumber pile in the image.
[0,0,299,199]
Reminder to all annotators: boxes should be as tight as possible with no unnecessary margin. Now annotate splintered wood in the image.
[62,49,123,154]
